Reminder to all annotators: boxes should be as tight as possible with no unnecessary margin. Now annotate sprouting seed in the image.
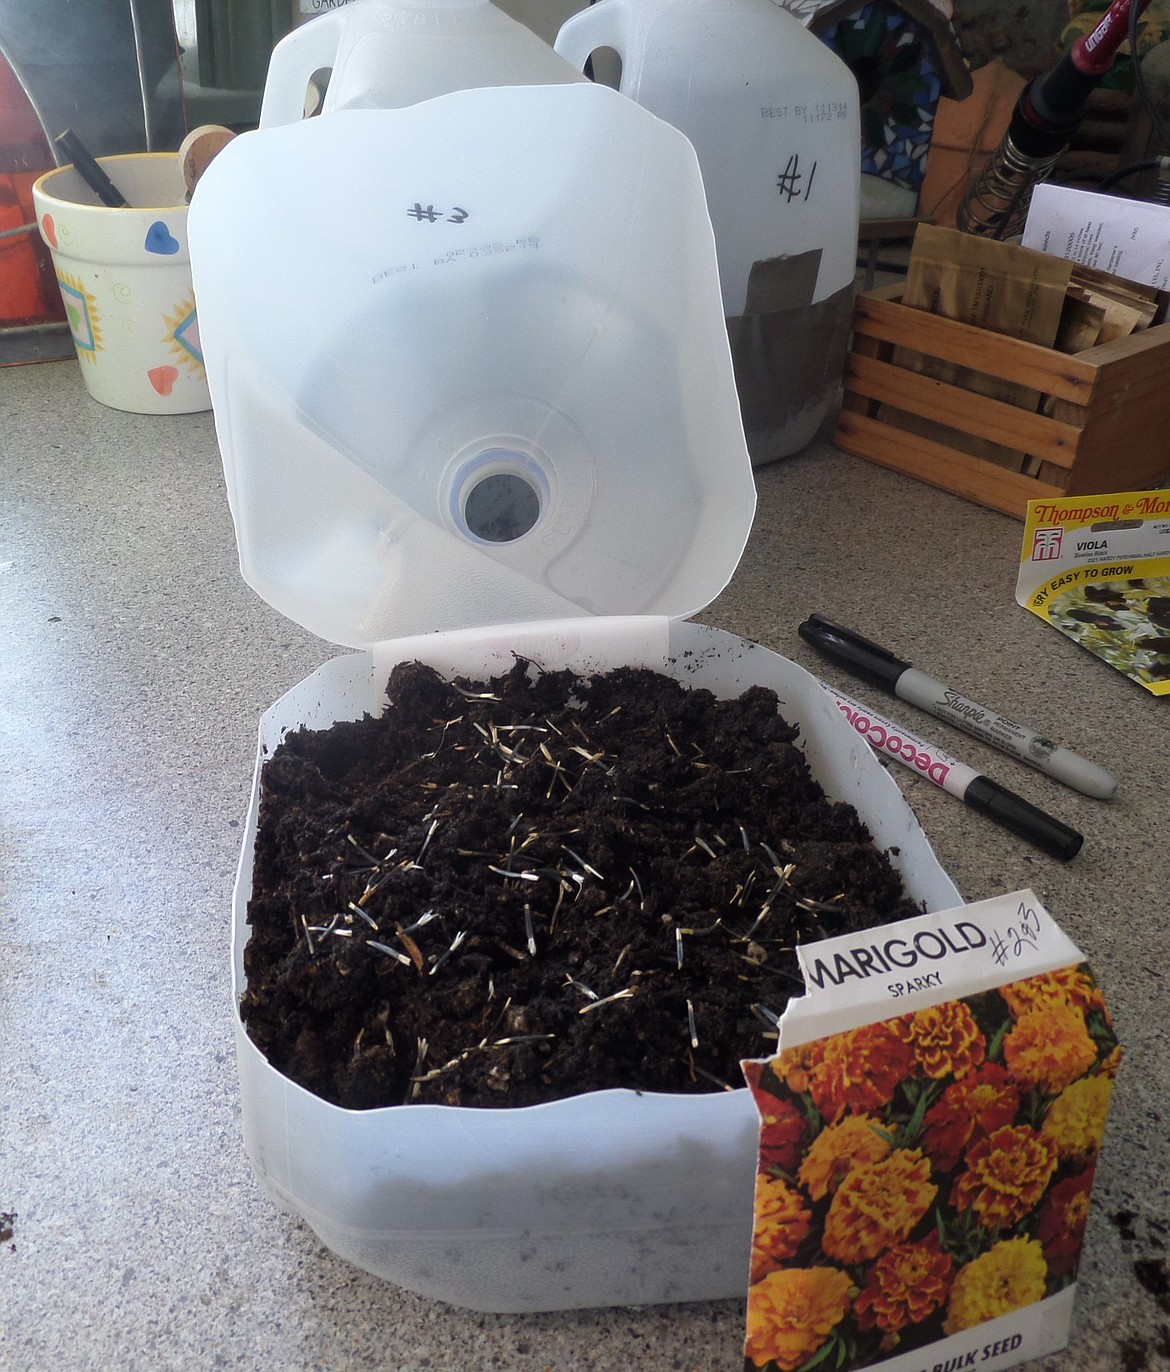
[690,1062,736,1092]
[523,904,537,956]
[487,865,540,883]
[565,975,599,1001]
[578,987,635,1015]
[416,818,439,864]
[750,1003,783,1032]
[348,901,379,930]
[428,929,467,976]
[408,1038,430,1101]
[402,908,439,934]
[686,999,699,1049]
[346,834,382,866]
[562,846,603,881]
[300,914,315,957]
[739,826,751,851]
[679,919,722,938]
[628,869,645,911]
[675,926,685,969]
[367,940,412,966]
[759,841,783,870]
[306,912,341,944]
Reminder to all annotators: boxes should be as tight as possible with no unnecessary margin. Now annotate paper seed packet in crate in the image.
[1015,488,1170,696]
[740,891,1121,1372]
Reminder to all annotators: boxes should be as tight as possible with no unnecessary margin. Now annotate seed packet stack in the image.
[740,892,1120,1372]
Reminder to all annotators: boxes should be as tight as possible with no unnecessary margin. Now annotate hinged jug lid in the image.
[189,82,756,648]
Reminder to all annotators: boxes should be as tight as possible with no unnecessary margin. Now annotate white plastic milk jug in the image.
[556,0,861,464]
[188,83,756,646]
[260,0,583,127]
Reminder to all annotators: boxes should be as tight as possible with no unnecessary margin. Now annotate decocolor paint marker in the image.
[822,682,1084,861]
[800,614,1119,800]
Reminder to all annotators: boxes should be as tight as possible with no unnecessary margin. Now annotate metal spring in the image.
[957,132,1065,240]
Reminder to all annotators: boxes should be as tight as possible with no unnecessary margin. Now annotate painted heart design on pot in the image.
[144,221,180,255]
[41,213,58,248]
[148,365,180,396]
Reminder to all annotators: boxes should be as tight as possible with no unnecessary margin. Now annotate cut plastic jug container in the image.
[33,152,209,413]
[232,618,960,1311]
[260,0,584,127]
[189,81,959,1312]
[190,84,756,646]
[556,0,861,464]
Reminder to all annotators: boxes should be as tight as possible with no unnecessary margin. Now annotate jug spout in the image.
[261,0,583,128]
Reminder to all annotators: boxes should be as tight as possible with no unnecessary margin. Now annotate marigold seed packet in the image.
[1016,488,1170,696]
[740,890,1120,1372]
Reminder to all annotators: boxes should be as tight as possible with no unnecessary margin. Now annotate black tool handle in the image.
[55,129,129,208]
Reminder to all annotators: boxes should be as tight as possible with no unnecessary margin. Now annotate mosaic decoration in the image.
[164,292,205,375]
[820,0,943,193]
[58,270,102,360]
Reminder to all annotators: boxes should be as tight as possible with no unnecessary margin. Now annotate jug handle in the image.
[258,11,346,129]
[553,1,628,79]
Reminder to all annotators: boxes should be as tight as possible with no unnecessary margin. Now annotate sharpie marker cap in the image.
[798,614,908,692]
[963,776,1084,862]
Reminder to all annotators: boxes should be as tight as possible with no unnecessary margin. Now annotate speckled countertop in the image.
[2,359,1167,1371]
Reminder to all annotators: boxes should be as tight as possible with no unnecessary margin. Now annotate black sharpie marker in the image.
[824,682,1084,862]
[800,614,1118,800]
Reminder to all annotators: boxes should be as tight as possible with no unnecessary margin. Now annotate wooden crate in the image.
[835,283,1170,519]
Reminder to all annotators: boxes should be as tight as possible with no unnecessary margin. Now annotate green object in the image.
[194,0,294,92]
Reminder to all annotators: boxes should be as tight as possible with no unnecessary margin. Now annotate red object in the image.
[1072,0,1150,76]
[0,51,66,327]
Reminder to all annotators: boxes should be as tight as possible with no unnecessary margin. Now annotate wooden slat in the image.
[834,410,1065,519]
[1056,323,1170,492]
[844,353,1084,469]
[850,290,1099,404]
[839,332,886,419]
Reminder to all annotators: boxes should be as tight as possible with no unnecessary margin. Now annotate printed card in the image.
[741,891,1121,1372]
[1015,489,1170,696]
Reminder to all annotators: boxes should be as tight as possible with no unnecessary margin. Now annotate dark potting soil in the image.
[242,659,923,1110]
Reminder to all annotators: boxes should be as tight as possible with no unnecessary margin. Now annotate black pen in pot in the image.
[54,129,129,209]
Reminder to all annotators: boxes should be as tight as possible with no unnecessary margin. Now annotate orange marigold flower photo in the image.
[894,1000,986,1081]
[1099,1044,1124,1080]
[944,1237,1048,1334]
[1000,966,1100,1019]
[1002,1002,1099,1095]
[759,1097,810,1176]
[750,1175,814,1282]
[799,1113,892,1201]
[951,1124,1058,1230]
[1041,1074,1114,1161]
[745,1266,853,1372]
[805,1021,917,1124]
[774,1043,818,1096]
[854,1234,955,1335]
[1036,1168,1095,1278]
[921,1062,1021,1173]
[823,1148,937,1264]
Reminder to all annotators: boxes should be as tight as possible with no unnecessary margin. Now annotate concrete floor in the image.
[2,359,1168,1370]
